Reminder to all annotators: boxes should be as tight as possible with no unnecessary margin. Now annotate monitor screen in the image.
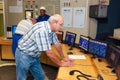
[88,39,107,58]
[25,10,33,19]
[12,25,17,36]
[65,31,76,46]
[106,44,120,68]
[79,35,89,51]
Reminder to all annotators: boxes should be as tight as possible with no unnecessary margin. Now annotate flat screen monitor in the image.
[25,10,33,19]
[106,44,120,68]
[88,39,107,58]
[56,31,63,43]
[65,31,76,46]
[116,64,120,80]
[6,27,12,39]
[79,35,89,51]
[12,25,17,37]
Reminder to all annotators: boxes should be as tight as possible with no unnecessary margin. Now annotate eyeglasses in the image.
[58,23,63,26]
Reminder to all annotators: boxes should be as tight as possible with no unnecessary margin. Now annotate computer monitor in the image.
[64,31,76,47]
[56,31,64,43]
[88,39,108,58]
[79,35,89,51]
[6,27,12,39]
[12,25,17,37]
[116,62,120,80]
[106,44,120,68]
[25,10,33,19]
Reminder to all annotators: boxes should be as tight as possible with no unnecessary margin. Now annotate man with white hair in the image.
[15,14,74,80]
[12,19,36,56]
[36,6,50,22]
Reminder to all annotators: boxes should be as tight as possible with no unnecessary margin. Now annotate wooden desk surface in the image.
[108,36,120,40]
[56,44,117,80]
[0,37,14,60]
[52,44,93,66]
[93,59,117,80]
[57,65,98,80]
[56,44,98,80]
[0,37,12,45]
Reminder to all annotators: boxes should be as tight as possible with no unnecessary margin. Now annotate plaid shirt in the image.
[18,21,59,57]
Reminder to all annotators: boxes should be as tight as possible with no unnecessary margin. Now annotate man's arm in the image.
[54,43,74,62]
[45,50,73,67]
[54,43,65,59]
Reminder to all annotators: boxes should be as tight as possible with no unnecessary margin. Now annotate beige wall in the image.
[4,0,24,27]
[61,0,99,43]
[3,0,99,43]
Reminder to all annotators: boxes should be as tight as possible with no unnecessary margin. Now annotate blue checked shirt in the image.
[18,21,59,57]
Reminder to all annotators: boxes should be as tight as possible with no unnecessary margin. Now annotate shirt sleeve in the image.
[34,31,51,51]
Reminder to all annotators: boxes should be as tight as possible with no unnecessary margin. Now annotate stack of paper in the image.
[68,55,86,59]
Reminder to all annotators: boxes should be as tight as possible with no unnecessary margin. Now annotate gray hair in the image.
[48,16,59,23]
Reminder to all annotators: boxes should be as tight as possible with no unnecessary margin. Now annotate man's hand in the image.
[62,58,74,62]
[60,58,74,67]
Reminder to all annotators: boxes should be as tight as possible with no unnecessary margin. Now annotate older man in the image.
[15,14,74,80]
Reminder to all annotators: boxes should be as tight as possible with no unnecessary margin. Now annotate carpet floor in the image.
[0,63,58,80]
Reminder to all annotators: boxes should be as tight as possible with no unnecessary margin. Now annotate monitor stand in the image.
[98,58,102,62]
[69,46,73,50]
[79,49,85,52]
[79,49,87,54]
[106,65,113,69]
[91,55,102,62]
[111,68,116,73]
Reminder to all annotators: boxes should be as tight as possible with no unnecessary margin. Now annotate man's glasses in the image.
[58,23,63,26]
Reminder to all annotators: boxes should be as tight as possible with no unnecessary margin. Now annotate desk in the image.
[57,65,97,80]
[93,59,117,80]
[0,37,14,60]
[56,45,117,80]
[0,37,118,80]
[108,36,120,40]
[56,49,98,80]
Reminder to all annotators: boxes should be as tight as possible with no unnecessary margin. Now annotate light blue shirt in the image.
[18,21,59,57]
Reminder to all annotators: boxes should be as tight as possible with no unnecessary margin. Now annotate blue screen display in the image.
[12,25,17,36]
[88,39,107,58]
[79,36,89,51]
[65,32,76,46]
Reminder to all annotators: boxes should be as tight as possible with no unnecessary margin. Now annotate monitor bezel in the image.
[79,35,90,51]
[106,44,120,68]
[64,31,76,46]
[88,39,108,58]
[25,10,33,19]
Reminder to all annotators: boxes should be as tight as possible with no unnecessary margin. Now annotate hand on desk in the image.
[61,58,74,67]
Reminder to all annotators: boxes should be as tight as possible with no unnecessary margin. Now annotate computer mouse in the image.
[69,47,73,50]
[67,52,73,55]
[111,69,116,73]
[98,58,102,62]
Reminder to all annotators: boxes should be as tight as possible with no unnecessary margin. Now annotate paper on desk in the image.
[68,55,86,59]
